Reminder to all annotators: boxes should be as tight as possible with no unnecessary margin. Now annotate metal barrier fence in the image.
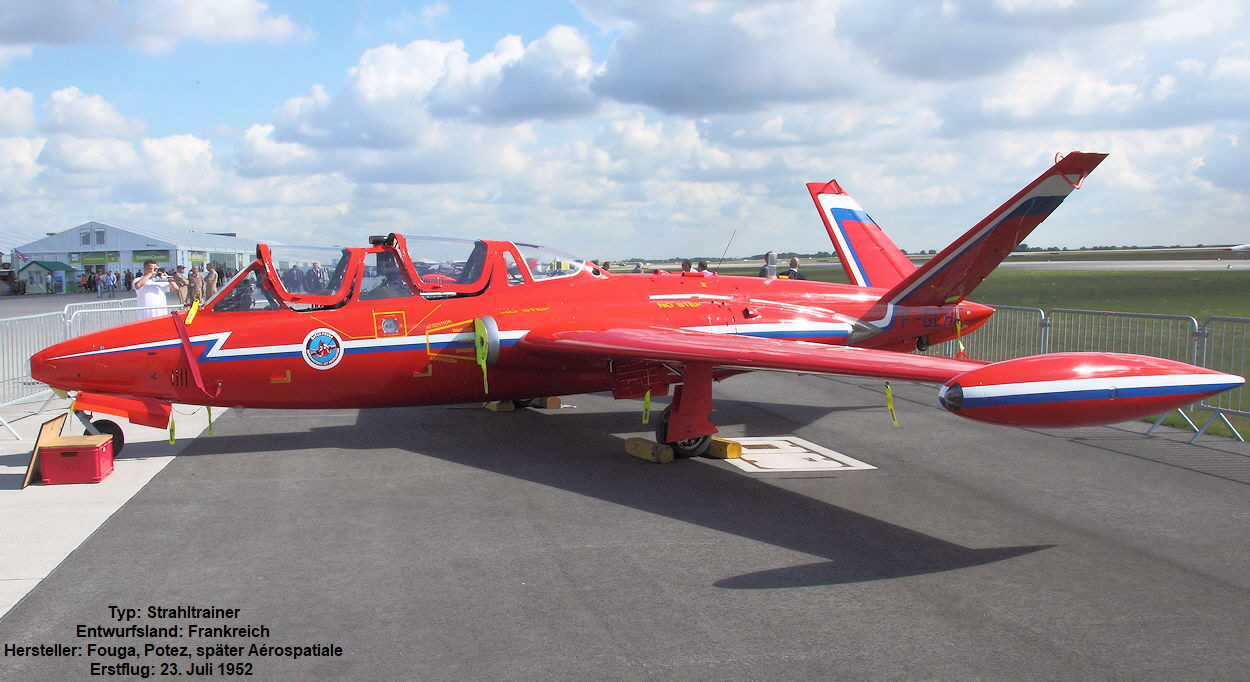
[928,305,1045,362]
[0,312,64,436]
[1197,317,1250,433]
[67,304,177,338]
[928,306,1250,442]
[0,303,180,437]
[1046,309,1199,363]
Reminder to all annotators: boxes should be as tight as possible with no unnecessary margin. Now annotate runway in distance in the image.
[30,152,1243,456]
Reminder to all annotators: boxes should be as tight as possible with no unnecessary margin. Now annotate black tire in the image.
[512,398,539,409]
[654,405,711,458]
[86,419,125,456]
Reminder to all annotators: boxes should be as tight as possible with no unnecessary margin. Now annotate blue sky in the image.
[2,0,1248,260]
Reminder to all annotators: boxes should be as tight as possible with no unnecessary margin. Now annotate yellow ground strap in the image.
[642,389,651,424]
[885,381,899,427]
[473,318,489,394]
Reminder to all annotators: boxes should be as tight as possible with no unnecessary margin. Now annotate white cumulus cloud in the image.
[0,87,37,135]
[41,87,145,138]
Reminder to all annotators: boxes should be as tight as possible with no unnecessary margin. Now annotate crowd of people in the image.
[78,270,131,298]
[78,262,232,308]
[128,261,232,318]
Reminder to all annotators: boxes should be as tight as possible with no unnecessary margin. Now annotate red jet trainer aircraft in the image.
[31,152,1244,456]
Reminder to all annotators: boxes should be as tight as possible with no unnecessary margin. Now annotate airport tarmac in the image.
[2,369,1249,679]
[3,287,1250,679]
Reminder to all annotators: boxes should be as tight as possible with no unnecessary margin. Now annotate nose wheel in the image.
[82,418,125,456]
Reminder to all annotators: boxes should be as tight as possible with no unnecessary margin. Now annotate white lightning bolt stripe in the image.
[49,328,532,363]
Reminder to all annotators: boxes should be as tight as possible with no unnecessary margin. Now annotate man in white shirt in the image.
[133,260,172,319]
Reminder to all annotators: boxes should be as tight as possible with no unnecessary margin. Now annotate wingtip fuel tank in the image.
[939,352,1245,428]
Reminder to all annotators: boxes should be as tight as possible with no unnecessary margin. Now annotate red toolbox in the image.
[40,435,114,485]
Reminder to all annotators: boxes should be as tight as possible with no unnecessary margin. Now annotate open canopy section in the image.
[265,244,354,298]
[398,236,490,287]
[209,243,359,312]
[510,242,594,282]
[395,235,596,293]
[206,234,604,313]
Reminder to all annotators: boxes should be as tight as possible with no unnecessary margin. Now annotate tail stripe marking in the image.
[887,175,1075,305]
[817,192,876,287]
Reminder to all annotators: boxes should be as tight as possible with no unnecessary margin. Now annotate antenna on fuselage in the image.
[714,230,736,274]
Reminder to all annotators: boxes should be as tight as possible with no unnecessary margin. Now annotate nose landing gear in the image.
[79,417,125,455]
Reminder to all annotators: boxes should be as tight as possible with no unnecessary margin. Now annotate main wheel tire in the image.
[654,405,712,458]
[86,419,125,456]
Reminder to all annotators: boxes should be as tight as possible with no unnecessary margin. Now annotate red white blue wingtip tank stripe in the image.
[939,353,1246,428]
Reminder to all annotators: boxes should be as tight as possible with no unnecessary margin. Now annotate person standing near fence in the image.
[133,260,172,319]
[204,263,219,300]
[169,265,189,307]
[188,265,204,304]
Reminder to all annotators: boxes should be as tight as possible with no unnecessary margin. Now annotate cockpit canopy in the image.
[206,234,600,313]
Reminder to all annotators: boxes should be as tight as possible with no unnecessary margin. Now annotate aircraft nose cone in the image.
[962,301,995,326]
[31,346,52,382]
[30,343,73,389]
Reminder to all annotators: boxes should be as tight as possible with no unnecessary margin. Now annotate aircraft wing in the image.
[517,327,985,384]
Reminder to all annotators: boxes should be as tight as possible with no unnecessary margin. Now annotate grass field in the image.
[974,270,1250,319]
[1003,248,1243,262]
[714,265,1250,320]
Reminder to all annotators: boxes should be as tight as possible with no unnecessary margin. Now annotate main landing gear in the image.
[654,362,717,458]
[654,405,711,458]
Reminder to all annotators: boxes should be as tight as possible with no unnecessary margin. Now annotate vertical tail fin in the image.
[879,151,1107,308]
[808,180,916,288]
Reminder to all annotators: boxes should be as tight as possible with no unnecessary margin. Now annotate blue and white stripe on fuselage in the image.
[687,321,852,343]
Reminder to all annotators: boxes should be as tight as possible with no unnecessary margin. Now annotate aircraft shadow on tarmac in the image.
[171,398,1051,589]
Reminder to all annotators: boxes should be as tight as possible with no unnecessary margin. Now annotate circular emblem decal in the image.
[303,328,344,370]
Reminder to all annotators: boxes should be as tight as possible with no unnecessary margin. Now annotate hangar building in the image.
[12,221,260,283]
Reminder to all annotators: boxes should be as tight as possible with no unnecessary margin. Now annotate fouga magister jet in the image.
[30,152,1244,456]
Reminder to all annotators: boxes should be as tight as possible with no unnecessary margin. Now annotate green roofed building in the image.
[17,260,76,295]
